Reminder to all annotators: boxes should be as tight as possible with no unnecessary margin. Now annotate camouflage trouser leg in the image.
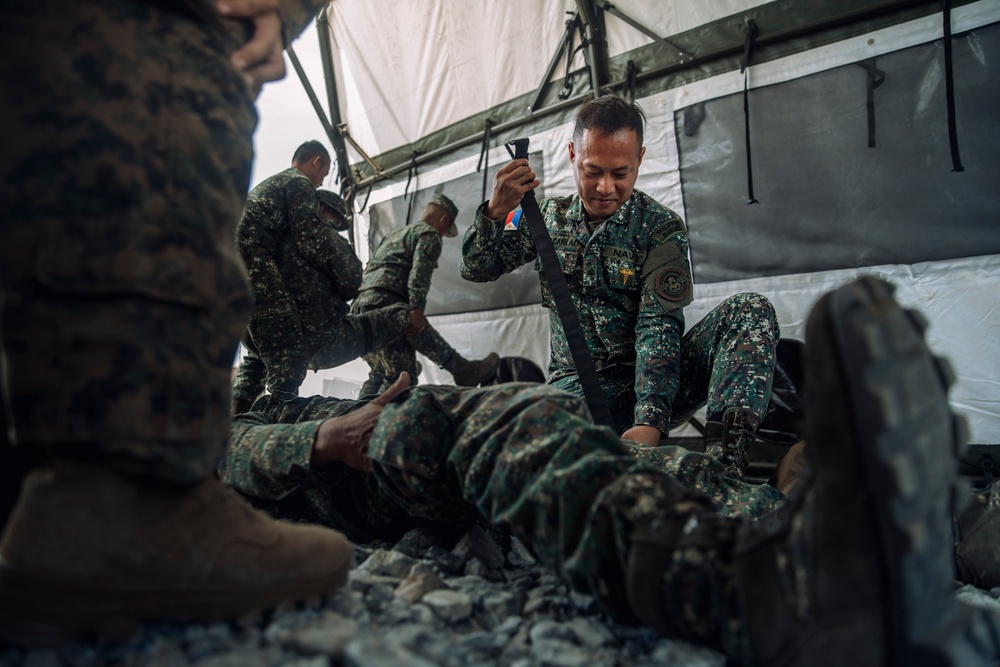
[232,341,267,414]
[556,293,779,433]
[406,323,458,368]
[246,315,310,396]
[369,383,747,643]
[0,3,256,483]
[624,443,785,517]
[308,304,409,372]
[362,339,420,393]
[673,293,779,424]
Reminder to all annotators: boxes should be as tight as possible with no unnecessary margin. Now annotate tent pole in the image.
[576,0,608,96]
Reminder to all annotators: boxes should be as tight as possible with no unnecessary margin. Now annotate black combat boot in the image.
[625,277,999,666]
[445,351,501,387]
[704,407,760,481]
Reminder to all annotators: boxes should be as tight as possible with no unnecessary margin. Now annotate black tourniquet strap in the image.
[508,138,615,429]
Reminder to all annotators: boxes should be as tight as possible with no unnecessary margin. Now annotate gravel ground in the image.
[2,521,999,667]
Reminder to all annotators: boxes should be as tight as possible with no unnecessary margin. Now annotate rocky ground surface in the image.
[2,521,999,667]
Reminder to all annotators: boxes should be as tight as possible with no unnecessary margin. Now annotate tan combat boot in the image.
[0,461,352,645]
[445,351,501,387]
[626,277,998,665]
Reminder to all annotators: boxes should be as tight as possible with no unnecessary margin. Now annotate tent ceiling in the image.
[319,0,972,193]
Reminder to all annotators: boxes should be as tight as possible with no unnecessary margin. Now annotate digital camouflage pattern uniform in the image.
[351,221,463,392]
[0,0,327,485]
[460,191,779,436]
[233,175,409,410]
[220,383,784,655]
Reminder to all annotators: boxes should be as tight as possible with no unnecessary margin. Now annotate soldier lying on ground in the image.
[221,277,1000,665]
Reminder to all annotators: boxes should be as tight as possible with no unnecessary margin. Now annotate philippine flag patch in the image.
[504,209,523,231]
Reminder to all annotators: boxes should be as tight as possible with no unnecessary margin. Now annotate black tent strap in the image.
[857,58,886,148]
[404,154,418,226]
[625,60,638,101]
[508,138,615,430]
[477,119,494,203]
[742,20,760,205]
[942,0,965,173]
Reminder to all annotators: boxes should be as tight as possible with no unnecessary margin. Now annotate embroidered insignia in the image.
[654,266,689,302]
[618,267,635,287]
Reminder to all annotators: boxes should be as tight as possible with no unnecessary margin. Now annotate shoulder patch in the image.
[650,216,686,245]
[654,266,691,304]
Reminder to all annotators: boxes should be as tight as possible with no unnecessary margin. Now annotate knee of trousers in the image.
[723,293,779,338]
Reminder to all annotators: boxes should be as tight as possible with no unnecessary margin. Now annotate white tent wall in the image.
[299,1,999,444]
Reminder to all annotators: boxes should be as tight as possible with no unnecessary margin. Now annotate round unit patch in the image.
[654,266,690,302]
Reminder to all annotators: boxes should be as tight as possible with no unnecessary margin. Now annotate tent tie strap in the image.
[477,118,495,203]
[857,59,886,148]
[741,19,759,205]
[942,0,964,173]
[404,153,419,226]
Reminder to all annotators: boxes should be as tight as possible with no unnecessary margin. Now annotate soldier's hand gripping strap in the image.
[508,138,614,429]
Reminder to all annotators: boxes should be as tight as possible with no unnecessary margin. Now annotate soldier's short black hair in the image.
[292,140,330,165]
[572,93,646,151]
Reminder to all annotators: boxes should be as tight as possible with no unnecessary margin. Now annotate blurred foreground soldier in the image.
[352,194,499,394]
[461,94,777,479]
[223,277,999,665]
[0,0,352,644]
[232,186,408,412]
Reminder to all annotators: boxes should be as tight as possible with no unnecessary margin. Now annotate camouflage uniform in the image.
[351,221,462,392]
[233,176,408,409]
[0,0,325,485]
[460,192,779,435]
[221,383,784,653]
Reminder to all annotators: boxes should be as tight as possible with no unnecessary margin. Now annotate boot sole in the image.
[0,556,349,646]
[826,276,970,665]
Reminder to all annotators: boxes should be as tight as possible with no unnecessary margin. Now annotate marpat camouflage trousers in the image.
[0,1,257,483]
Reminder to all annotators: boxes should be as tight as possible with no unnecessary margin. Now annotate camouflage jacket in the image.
[358,221,442,311]
[277,218,361,334]
[460,190,692,432]
[236,167,331,319]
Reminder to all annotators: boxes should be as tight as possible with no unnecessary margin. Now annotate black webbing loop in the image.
[942,0,965,172]
[982,453,994,486]
[403,154,418,226]
[625,60,637,101]
[858,59,886,148]
[741,19,759,205]
[507,138,615,429]
[477,119,494,203]
[356,183,373,214]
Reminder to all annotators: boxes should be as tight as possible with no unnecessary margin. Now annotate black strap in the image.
[625,60,637,101]
[942,0,965,172]
[507,138,615,429]
[858,58,886,148]
[982,453,994,486]
[477,119,494,203]
[741,20,759,205]
[403,154,418,226]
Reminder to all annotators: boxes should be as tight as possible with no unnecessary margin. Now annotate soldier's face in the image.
[569,128,644,221]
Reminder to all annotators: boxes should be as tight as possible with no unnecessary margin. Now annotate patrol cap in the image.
[429,193,459,237]
[316,189,352,231]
